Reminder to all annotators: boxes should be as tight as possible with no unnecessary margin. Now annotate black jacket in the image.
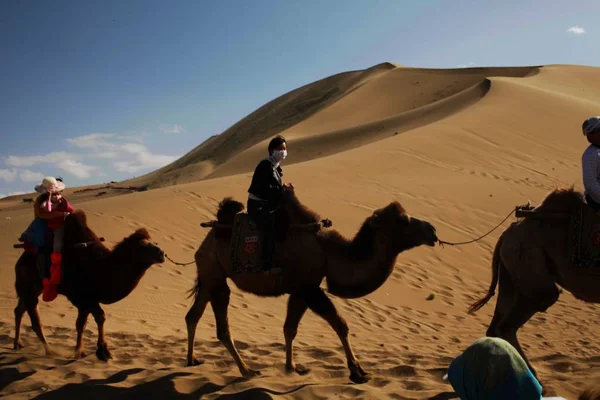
[248,158,283,209]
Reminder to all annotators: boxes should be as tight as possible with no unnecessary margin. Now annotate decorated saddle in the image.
[230,213,272,274]
[570,203,600,268]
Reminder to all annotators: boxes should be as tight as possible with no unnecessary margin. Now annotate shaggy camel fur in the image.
[13,210,165,360]
[186,189,438,383]
[469,187,600,380]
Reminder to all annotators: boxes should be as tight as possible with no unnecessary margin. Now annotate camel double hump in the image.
[468,187,600,383]
[13,210,166,360]
[186,188,439,383]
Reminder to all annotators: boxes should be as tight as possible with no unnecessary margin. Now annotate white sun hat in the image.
[35,176,66,194]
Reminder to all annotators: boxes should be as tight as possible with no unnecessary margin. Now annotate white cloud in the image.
[93,151,120,159]
[160,124,184,134]
[19,169,44,183]
[66,133,116,149]
[457,61,476,68]
[57,159,99,179]
[4,131,179,181]
[567,26,585,35]
[0,168,18,182]
[4,152,78,167]
[113,143,178,173]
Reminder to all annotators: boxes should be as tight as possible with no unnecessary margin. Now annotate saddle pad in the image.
[230,213,265,274]
[570,204,600,268]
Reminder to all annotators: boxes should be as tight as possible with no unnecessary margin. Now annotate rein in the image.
[437,202,572,247]
[164,253,195,266]
[437,208,516,247]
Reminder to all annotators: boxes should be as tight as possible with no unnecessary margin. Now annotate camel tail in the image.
[187,276,202,300]
[468,234,503,314]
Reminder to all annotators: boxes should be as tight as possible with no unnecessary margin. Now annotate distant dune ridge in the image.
[1,63,599,399]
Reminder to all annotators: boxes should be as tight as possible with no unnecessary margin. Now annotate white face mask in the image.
[272,149,287,162]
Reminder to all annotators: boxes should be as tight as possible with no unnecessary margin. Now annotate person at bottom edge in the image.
[32,176,73,302]
[445,336,567,400]
[247,135,293,275]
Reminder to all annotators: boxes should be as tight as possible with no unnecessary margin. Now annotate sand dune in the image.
[1,63,600,399]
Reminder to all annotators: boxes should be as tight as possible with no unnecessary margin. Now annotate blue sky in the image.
[1,0,599,198]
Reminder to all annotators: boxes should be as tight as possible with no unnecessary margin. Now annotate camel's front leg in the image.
[211,282,260,378]
[90,305,112,361]
[25,297,53,356]
[74,308,90,358]
[284,292,309,375]
[304,287,370,384]
[13,298,27,350]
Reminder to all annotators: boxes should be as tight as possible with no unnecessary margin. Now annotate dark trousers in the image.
[247,199,276,269]
[586,194,600,211]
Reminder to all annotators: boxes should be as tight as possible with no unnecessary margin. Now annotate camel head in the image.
[368,201,438,250]
[120,228,166,266]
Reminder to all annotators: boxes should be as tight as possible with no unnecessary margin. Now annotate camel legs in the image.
[486,264,515,337]
[13,298,27,350]
[90,305,111,361]
[304,286,370,384]
[21,297,53,356]
[211,281,260,378]
[185,282,210,366]
[74,308,90,358]
[283,291,309,375]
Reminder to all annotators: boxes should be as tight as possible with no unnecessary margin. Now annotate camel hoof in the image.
[187,358,204,367]
[350,371,371,384]
[294,364,310,375]
[74,350,86,359]
[287,363,310,375]
[13,342,24,350]
[96,344,112,361]
[242,369,261,378]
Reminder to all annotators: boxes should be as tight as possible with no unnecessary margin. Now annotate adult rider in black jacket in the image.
[247,135,293,274]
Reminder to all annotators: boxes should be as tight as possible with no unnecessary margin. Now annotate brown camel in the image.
[186,188,438,383]
[13,210,165,360]
[469,187,600,380]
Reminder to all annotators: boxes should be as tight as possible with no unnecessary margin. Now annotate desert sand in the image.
[1,63,599,399]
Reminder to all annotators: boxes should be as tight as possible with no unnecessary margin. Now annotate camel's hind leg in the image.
[211,281,260,377]
[185,280,210,366]
[486,264,515,337]
[13,298,26,350]
[90,305,112,361]
[496,291,558,380]
[284,291,309,375]
[304,286,369,384]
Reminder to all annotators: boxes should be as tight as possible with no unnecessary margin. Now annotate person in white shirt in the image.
[581,116,600,211]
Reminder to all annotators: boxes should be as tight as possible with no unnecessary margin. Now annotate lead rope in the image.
[437,207,517,247]
[164,253,195,266]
